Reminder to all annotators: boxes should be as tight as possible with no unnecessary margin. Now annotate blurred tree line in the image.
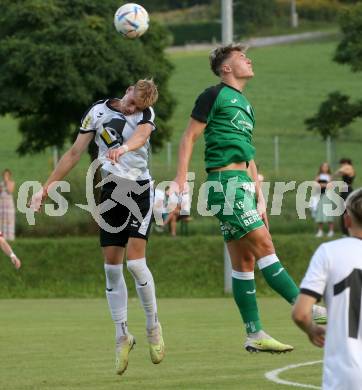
[0,0,176,158]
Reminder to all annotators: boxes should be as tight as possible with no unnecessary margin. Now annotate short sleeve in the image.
[79,100,106,133]
[191,85,222,123]
[80,106,96,133]
[300,244,329,301]
[137,107,156,131]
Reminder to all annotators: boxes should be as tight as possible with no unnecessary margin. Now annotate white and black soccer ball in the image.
[114,3,149,39]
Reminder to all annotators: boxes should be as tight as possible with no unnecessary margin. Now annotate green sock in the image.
[232,271,262,334]
[258,255,299,304]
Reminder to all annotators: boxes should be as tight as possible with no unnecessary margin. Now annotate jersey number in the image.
[334,268,362,339]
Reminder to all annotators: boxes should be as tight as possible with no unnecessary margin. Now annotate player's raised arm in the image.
[292,294,325,348]
[107,123,153,164]
[30,132,94,210]
[173,118,206,192]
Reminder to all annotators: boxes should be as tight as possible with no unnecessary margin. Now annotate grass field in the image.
[0,297,323,390]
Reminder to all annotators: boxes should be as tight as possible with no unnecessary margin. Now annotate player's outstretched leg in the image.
[257,254,300,304]
[232,270,294,353]
[127,258,165,364]
[104,263,135,375]
[257,254,327,325]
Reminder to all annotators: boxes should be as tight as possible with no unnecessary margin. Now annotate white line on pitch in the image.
[265,360,323,389]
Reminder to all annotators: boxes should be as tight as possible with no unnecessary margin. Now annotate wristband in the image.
[9,252,16,259]
[121,144,129,153]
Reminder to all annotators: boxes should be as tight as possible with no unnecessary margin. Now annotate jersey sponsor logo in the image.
[231,110,253,133]
[100,129,113,145]
[100,117,127,148]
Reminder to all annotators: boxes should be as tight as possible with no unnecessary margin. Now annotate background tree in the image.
[305,92,362,139]
[0,0,175,157]
[305,3,362,139]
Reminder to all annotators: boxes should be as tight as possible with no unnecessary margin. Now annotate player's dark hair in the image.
[209,43,247,76]
[346,188,362,227]
[339,158,352,165]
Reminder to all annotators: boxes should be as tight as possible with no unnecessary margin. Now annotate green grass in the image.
[0,297,323,390]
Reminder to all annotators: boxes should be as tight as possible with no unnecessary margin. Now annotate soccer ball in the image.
[114,3,149,39]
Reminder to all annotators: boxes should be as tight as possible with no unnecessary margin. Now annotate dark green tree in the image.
[0,0,175,156]
[334,3,362,72]
[306,92,362,139]
[305,4,362,139]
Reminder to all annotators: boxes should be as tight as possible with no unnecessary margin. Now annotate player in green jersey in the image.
[172,44,326,353]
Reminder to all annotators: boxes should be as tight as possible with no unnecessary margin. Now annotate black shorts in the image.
[99,179,154,247]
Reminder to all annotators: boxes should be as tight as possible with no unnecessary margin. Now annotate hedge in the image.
[0,234,330,298]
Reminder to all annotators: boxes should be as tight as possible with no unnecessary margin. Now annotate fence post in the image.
[53,146,59,169]
[326,136,332,165]
[274,135,279,174]
[167,142,172,170]
[224,244,232,293]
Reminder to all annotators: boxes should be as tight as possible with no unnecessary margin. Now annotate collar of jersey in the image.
[221,82,243,95]
[106,98,124,114]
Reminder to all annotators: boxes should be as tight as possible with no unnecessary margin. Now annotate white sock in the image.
[104,264,128,340]
[127,258,159,330]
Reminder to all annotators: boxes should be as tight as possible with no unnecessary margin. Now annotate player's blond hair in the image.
[134,79,158,110]
[346,188,362,228]
[209,43,248,76]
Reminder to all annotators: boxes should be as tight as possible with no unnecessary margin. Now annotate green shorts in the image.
[206,170,264,242]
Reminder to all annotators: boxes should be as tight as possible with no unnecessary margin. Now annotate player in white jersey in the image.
[30,79,164,375]
[292,188,362,390]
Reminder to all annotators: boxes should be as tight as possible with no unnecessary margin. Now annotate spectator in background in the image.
[163,186,190,237]
[335,158,355,235]
[314,162,334,238]
[0,169,16,241]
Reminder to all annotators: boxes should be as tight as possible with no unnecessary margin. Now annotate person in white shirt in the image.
[292,187,362,390]
[30,79,164,376]
[314,162,334,238]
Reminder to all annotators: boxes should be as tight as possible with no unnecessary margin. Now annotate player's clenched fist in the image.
[29,188,47,212]
[107,145,129,165]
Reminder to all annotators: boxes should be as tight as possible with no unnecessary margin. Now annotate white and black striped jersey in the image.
[300,237,362,390]
[79,99,156,180]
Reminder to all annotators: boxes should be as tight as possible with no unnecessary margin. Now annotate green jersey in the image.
[191,83,255,171]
